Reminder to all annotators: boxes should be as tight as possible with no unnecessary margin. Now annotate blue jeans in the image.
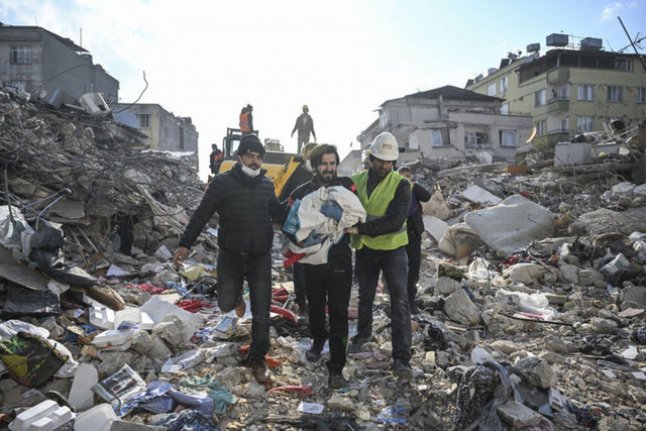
[355,246,412,362]
[217,249,272,363]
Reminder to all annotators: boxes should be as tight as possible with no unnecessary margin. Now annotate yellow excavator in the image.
[217,128,301,197]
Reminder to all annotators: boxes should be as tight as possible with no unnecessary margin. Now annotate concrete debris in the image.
[1,87,646,429]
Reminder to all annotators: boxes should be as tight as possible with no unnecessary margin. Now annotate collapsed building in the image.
[1,81,646,430]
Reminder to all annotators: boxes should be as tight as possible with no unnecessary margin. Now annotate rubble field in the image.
[1,88,646,430]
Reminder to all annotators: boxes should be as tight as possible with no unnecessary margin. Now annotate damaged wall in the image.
[0,25,119,104]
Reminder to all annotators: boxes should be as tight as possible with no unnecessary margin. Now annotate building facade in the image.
[358,86,532,163]
[466,35,646,149]
[113,103,199,155]
[0,24,119,103]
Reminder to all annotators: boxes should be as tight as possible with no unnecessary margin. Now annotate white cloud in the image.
[601,2,624,20]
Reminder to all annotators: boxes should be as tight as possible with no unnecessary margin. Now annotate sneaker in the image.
[328,371,347,389]
[235,297,246,318]
[348,335,369,354]
[306,339,325,362]
[250,361,269,383]
[393,359,413,381]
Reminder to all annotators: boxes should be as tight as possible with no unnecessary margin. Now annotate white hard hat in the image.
[370,132,399,161]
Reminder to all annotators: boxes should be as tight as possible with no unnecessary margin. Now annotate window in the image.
[576,116,593,132]
[179,126,185,149]
[379,110,390,129]
[535,89,546,107]
[431,129,443,147]
[500,130,516,147]
[556,84,570,99]
[615,58,632,71]
[561,116,570,131]
[499,76,508,95]
[577,84,594,101]
[487,83,496,96]
[10,46,32,64]
[607,86,623,102]
[138,114,150,128]
[500,102,509,115]
[464,131,489,148]
[637,87,646,104]
[536,120,546,136]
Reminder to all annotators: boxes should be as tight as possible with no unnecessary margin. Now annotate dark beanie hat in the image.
[237,134,265,157]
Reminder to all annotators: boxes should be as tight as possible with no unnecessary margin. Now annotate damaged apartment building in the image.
[466,33,646,150]
[0,23,199,167]
[0,23,118,105]
[357,85,532,164]
[112,103,199,156]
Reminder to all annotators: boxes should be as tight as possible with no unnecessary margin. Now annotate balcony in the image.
[546,129,571,142]
[535,97,570,115]
[547,68,570,85]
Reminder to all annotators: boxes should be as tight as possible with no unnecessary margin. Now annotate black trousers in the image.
[303,257,352,373]
[292,262,307,310]
[355,246,411,362]
[217,249,271,363]
[405,232,422,307]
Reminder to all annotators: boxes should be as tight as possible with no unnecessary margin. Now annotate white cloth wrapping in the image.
[288,186,366,265]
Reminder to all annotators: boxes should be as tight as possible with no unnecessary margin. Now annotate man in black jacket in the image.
[173,134,282,383]
[288,144,355,388]
[398,166,432,314]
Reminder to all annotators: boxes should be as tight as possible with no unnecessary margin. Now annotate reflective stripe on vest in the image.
[351,170,408,250]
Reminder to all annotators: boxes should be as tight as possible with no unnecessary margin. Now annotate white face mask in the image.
[240,163,261,177]
[305,160,312,171]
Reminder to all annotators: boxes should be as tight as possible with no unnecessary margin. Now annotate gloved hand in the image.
[320,201,343,221]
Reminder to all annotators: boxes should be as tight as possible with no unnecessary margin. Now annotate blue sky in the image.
[1,0,644,177]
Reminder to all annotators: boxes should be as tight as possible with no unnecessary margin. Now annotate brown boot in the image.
[235,297,246,318]
[250,361,269,383]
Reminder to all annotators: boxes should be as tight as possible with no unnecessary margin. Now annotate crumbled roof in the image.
[382,85,503,106]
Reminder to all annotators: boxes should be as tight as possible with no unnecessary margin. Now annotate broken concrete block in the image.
[326,393,354,411]
[444,288,481,325]
[434,276,461,296]
[620,285,646,308]
[554,142,592,167]
[558,263,579,284]
[496,400,543,427]
[514,356,555,389]
[590,317,618,334]
[422,215,448,242]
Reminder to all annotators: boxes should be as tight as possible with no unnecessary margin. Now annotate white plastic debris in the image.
[9,400,74,431]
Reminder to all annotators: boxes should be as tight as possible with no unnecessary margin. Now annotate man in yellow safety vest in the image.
[346,131,413,380]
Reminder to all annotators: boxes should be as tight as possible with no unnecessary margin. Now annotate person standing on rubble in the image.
[278,142,318,316]
[291,104,316,154]
[398,165,432,314]
[172,134,282,384]
[288,144,355,388]
[239,104,253,134]
[346,131,414,380]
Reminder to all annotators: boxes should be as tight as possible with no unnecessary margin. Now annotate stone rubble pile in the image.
[1,88,646,430]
